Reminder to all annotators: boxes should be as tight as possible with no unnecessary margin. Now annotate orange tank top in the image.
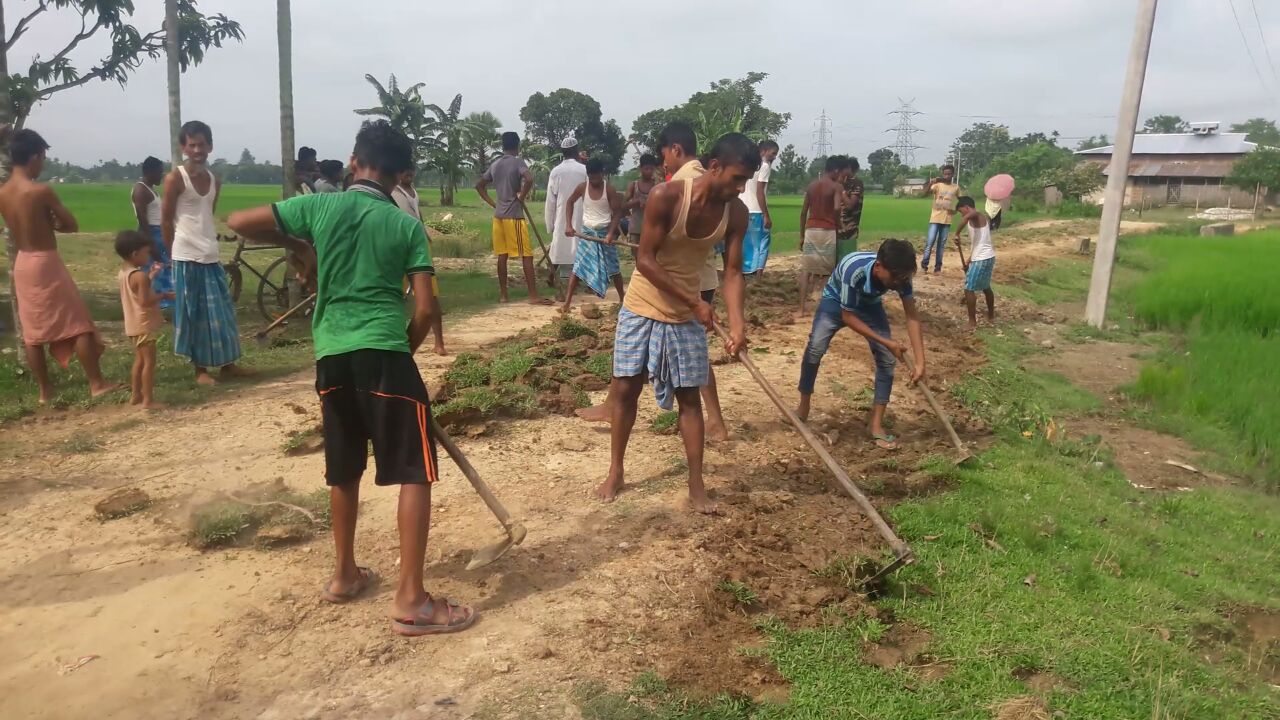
[118,267,162,337]
[623,178,729,323]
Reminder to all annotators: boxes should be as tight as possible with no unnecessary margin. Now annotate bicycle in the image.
[220,233,312,323]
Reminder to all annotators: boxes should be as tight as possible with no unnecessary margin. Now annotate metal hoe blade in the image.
[466,523,528,570]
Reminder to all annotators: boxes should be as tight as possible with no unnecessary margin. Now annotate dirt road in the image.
[0,226,1143,719]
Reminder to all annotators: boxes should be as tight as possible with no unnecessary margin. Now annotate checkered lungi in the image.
[573,225,621,298]
[173,260,242,368]
[964,257,995,292]
[612,307,709,410]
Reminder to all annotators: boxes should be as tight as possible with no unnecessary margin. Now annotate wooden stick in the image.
[709,321,913,562]
[520,201,554,269]
[901,355,969,456]
[575,233,639,250]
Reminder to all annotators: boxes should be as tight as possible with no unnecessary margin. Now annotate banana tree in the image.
[693,108,765,154]
[420,94,482,206]
[354,74,429,141]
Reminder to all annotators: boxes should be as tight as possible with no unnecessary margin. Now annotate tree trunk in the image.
[1,1,21,352]
[276,0,295,201]
[443,179,455,206]
[165,0,182,167]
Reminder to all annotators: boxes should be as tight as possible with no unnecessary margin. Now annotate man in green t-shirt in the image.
[228,121,476,638]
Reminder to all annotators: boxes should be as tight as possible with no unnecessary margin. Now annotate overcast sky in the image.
[17,0,1280,168]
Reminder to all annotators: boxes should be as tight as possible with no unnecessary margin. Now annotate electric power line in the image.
[1226,0,1275,97]
[1249,0,1280,88]
[811,109,833,157]
[885,98,924,167]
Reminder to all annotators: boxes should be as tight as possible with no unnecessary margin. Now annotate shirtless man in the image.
[0,129,120,402]
[597,132,757,514]
[798,156,849,313]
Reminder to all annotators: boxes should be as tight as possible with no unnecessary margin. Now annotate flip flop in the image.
[320,566,378,604]
[391,595,478,637]
[871,433,899,450]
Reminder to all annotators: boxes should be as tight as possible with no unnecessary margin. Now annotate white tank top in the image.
[968,221,995,263]
[134,182,161,227]
[171,166,219,264]
[582,183,611,229]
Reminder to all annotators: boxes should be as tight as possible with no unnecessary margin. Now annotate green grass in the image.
[1116,232,1280,486]
[53,183,282,233]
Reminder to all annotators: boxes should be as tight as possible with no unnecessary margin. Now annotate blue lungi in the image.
[742,213,772,275]
[573,225,621,298]
[173,260,242,368]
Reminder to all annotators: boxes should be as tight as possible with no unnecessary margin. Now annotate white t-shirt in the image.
[968,222,995,263]
[740,160,772,214]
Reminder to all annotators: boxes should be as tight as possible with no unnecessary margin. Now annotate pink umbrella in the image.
[984,174,1016,201]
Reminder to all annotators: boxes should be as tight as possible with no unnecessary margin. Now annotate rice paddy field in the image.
[1119,231,1280,487]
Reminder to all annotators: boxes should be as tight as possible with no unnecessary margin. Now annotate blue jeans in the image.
[797,296,896,405]
[922,223,950,271]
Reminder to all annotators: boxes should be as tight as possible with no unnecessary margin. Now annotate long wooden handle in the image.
[254,293,316,337]
[429,417,515,529]
[710,321,912,560]
[520,201,553,268]
[575,233,639,250]
[902,355,966,453]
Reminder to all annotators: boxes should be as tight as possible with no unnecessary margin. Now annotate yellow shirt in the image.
[929,182,960,225]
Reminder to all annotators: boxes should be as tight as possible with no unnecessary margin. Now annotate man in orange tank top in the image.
[597,133,758,514]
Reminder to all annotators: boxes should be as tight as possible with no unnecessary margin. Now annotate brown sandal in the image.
[391,594,478,637]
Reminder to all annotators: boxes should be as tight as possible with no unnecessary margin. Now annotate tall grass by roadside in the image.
[1122,232,1280,486]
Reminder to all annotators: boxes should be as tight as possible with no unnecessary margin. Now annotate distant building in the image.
[1075,122,1259,208]
[895,178,927,197]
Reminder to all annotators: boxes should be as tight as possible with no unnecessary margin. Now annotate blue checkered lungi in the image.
[173,260,242,368]
[964,257,995,292]
[146,226,174,310]
[612,307,709,410]
[573,225,621,298]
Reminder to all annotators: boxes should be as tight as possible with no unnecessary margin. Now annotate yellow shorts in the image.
[403,275,439,297]
[492,218,532,258]
[131,332,159,348]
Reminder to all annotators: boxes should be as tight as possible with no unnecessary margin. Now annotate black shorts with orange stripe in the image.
[316,349,440,486]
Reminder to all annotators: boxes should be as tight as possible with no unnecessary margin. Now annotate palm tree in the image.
[693,108,764,154]
[276,0,295,199]
[165,0,182,167]
[420,94,478,206]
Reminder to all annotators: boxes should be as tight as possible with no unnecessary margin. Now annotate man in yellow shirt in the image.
[921,164,959,274]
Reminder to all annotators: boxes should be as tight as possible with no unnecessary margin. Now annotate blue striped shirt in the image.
[822,252,914,310]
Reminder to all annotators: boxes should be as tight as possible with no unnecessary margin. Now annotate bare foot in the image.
[195,372,217,386]
[142,401,169,411]
[706,420,730,444]
[558,304,570,315]
[685,491,720,515]
[432,343,447,356]
[966,321,977,333]
[130,393,143,406]
[593,473,624,503]
[37,390,52,405]
[220,364,255,379]
[89,382,125,398]
[575,403,612,423]
[528,297,554,306]
[499,295,510,304]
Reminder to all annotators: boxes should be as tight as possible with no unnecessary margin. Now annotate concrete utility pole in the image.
[1084,0,1159,328]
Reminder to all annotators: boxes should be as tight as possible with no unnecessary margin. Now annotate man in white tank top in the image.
[132,156,173,309]
[161,120,249,385]
[954,196,997,331]
[559,157,625,314]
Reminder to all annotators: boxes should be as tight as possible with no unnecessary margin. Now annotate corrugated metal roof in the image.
[1093,158,1237,178]
[1076,132,1256,156]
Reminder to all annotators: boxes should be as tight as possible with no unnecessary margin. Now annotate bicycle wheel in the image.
[257,255,295,322]
[223,262,243,302]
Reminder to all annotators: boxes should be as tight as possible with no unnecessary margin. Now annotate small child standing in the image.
[955,196,996,330]
[116,230,167,409]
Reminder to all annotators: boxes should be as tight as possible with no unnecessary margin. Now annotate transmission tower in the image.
[811,109,833,157]
[885,98,924,167]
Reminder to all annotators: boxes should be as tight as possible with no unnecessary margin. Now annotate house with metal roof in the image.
[1074,122,1259,208]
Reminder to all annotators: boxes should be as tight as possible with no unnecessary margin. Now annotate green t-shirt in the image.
[273,187,433,360]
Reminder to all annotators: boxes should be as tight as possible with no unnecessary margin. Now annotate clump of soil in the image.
[94,488,152,520]
[432,316,616,428]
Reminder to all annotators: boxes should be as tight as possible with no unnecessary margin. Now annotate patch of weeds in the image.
[444,352,491,389]
[555,317,597,340]
[650,410,679,435]
[573,386,591,408]
[815,554,879,592]
[435,384,539,422]
[280,425,322,456]
[490,349,537,384]
[57,433,103,454]
[585,351,613,382]
[715,579,759,607]
[189,487,329,550]
[576,678,758,720]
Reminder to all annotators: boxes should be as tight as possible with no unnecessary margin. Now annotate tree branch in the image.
[39,11,96,71]
[35,70,102,99]
[6,1,50,51]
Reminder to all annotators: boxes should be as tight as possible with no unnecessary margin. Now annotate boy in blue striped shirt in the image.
[796,239,926,450]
